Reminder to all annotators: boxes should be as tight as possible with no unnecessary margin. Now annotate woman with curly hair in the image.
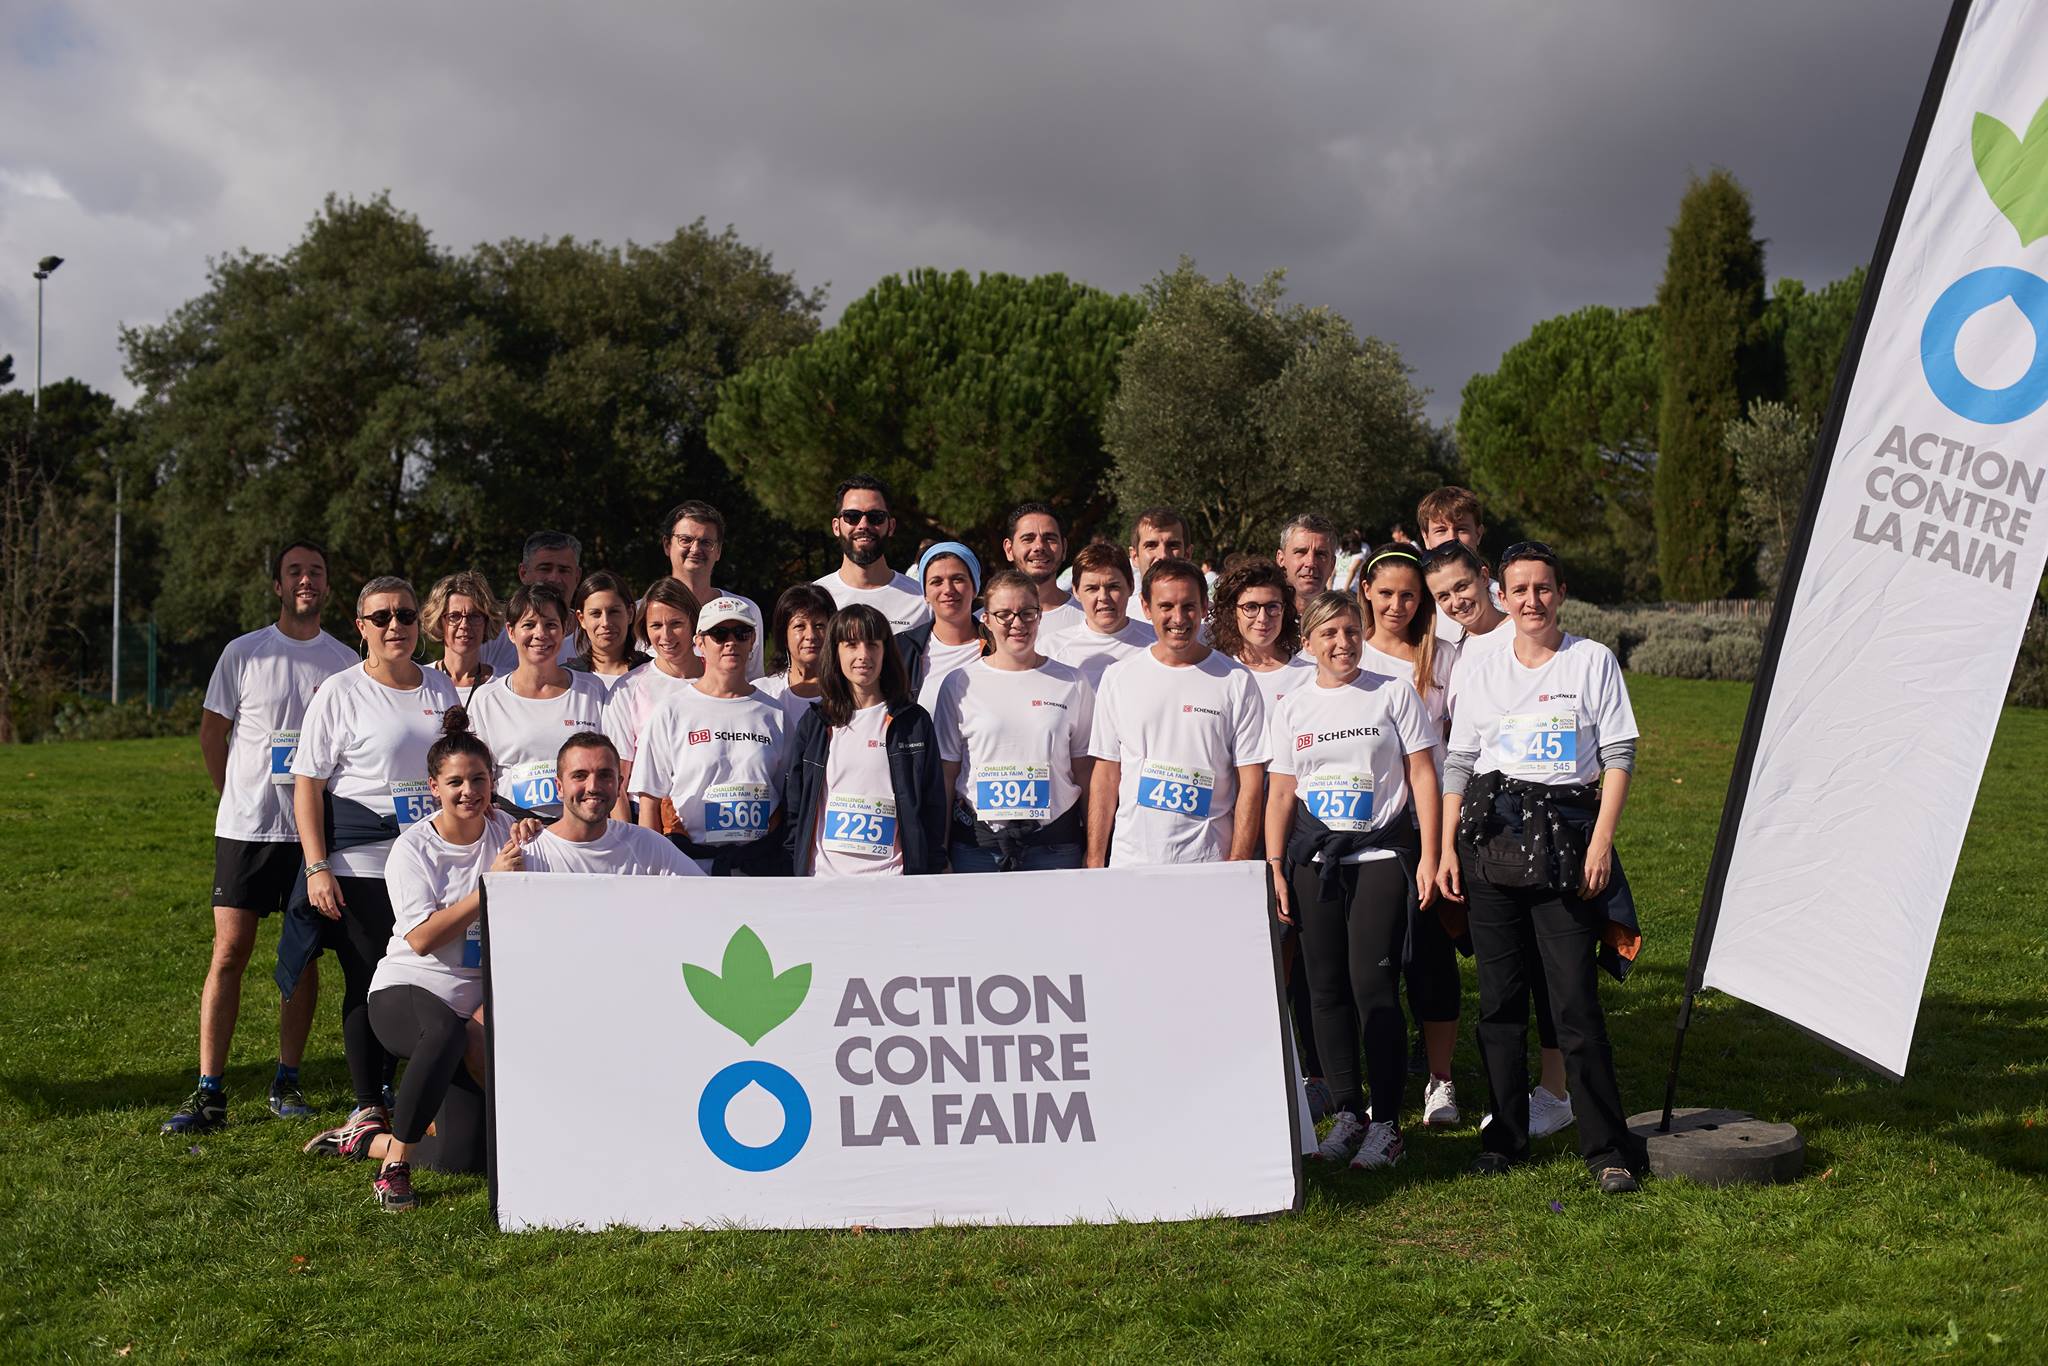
[1209,559,1312,719]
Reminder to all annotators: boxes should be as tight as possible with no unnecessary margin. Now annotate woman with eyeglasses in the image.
[286,576,461,1155]
[783,604,948,877]
[929,570,1096,873]
[901,542,987,701]
[630,596,795,875]
[756,583,834,729]
[1211,560,1313,718]
[1438,540,1648,1194]
[463,583,611,819]
[567,570,649,690]
[422,571,502,695]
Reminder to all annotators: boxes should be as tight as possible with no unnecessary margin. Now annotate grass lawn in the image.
[1,675,2042,1362]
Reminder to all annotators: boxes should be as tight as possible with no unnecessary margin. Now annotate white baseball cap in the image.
[696,596,760,634]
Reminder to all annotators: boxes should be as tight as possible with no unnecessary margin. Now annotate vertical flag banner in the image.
[1693,0,2048,1077]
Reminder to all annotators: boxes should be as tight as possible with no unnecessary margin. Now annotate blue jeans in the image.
[946,840,1085,873]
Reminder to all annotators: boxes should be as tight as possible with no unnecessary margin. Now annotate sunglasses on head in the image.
[1498,540,1559,569]
[359,608,419,628]
[837,508,890,526]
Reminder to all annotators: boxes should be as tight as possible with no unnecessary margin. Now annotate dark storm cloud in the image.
[0,2,1947,417]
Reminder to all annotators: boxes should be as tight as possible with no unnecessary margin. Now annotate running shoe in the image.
[161,1086,226,1135]
[374,1161,418,1212]
[1350,1120,1406,1171]
[303,1105,389,1160]
[1312,1110,1367,1163]
[1423,1077,1460,1128]
[268,1076,312,1120]
[1529,1086,1576,1139]
[1303,1077,1335,1124]
[1469,1152,1514,1177]
[1597,1166,1641,1194]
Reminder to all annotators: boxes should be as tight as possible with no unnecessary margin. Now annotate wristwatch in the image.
[305,859,332,877]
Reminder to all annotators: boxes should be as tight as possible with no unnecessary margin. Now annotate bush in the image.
[2010,610,2048,708]
[1707,632,1762,682]
[1627,635,1716,679]
[40,692,204,743]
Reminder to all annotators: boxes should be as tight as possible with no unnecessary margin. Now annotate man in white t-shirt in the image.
[519,733,705,876]
[165,540,362,1135]
[481,531,584,675]
[1086,558,1271,868]
[658,498,764,679]
[1277,513,1337,618]
[1003,500,1084,639]
[810,473,931,635]
[1044,540,1156,690]
[1416,487,1507,644]
[1125,507,1189,626]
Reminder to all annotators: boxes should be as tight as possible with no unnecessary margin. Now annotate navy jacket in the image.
[783,698,949,877]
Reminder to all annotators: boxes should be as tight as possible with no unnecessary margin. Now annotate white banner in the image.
[484,863,1302,1230]
[1702,0,2048,1076]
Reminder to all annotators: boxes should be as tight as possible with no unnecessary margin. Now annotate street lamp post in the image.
[32,255,63,414]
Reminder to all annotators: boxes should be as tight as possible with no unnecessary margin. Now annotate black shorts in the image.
[212,838,302,915]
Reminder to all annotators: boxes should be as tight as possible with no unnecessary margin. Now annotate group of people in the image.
[167,476,1650,1211]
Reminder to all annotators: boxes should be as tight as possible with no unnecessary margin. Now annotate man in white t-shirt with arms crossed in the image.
[165,540,362,1135]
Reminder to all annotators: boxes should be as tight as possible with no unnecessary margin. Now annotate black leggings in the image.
[330,876,397,1109]
[368,983,486,1172]
[1404,892,1462,1025]
[1293,858,1411,1124]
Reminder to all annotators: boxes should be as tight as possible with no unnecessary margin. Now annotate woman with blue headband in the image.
[901,541,989,703]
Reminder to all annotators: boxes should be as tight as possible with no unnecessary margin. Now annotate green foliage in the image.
[1459,305,1660,601]
[1767,269,1866,422]
[1726,400,1817,595]
[38,692,203,742]
[1104,260,1434,559]
[0,353,13,387]
[1655,170,1772,600]
[710,270,1144,550]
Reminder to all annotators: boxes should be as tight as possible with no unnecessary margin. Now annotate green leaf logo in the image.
[683,926,811,1046]
[1972,97,2048,245]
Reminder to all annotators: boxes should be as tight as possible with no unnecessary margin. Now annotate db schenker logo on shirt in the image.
[684,927,813,1172]
[1295,732,1314,752]
[689,728,712,745]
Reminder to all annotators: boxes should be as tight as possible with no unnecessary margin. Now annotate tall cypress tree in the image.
[1655,169,1770,599]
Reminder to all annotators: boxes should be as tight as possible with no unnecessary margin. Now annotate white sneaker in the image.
[1529,1086,1576,1138]
[1349,1119,1405,1170]
[1423,1077,1460,1128]
[1313,1110,1367,1162]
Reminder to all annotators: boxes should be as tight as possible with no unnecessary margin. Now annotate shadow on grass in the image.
[1,1058,357,1123]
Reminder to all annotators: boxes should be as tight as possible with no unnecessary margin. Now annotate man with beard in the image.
[1003,501,1083,638]
[518,733,704,876]
[1277,513,1337,620]
[811,474,931,635]
[481,531,584,676]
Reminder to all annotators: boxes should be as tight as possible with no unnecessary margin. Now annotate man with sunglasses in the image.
[482,531,584,675]
[658,499,763,679]
[165,541,362,1135]
[811,474,931,635]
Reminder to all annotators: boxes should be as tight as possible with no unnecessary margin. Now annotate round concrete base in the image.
[1626,1107,1804,1187]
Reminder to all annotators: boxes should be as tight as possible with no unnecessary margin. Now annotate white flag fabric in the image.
[1702,0,2048,1076]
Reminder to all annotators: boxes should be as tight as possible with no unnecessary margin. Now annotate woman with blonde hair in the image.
[422,571,503,695]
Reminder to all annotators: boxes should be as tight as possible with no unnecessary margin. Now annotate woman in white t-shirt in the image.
[1438,541,1647,1193]
[630,596,794,875]
[305,710,523,1210]
[567,569,650,689]
[291,576,461,1148]
[931,570,1096,873]
[784,604,948,877]
[1265,592,1440,1171]
[604,578,704,822]
[756,583,833,727]
[464,583,612,819]
[422,570,502,696]
[1212,560,1313,720]
[908,542,988,701]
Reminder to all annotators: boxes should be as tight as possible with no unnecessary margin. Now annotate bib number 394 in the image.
[1137,762,1214,819]
[974,763,1052,821]
[1302,772,1374,831]
[822,795,898,857]
[1496,713,1578,777]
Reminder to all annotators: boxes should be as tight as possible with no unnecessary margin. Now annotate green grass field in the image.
[2,675,2043,1362]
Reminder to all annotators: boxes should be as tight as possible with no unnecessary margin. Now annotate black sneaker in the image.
[162,1085,226,1135]
[1597,1166,1642,1194]
[374,1161,418,1212]
[268,1076,312,1119]
[1469,1152,1515,1177]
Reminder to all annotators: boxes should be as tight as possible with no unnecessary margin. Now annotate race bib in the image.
[973,763,1052,821]
[821,794,898,858]
[702,782,772,844]
[505,759,558,811]
[390,778,434,828]
[1136,761,1214,819]
[1302,771,1375,831]
[461,919,481,969]
[1496,712,1579,777]
[268,730,300,785]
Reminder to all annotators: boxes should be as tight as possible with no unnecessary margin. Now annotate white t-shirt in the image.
[754,672,823,732]
[1450,634,1638,787]
[372,809,515,1015]
[1445,624,1513,721]
[464,671,612,813]
[628,684,793,845]
[1035,597,1086,641]
[1088,649,1271,866]
[812,569,933,635]
[1360,639,1456,753]
[521,821,706,876]
[1271,671,1435,862]
[915,636,986,709]
[631,586,766,679]
[1330,551,1364,593]
[931,658,1095,826]
[813,703,903,877]
[203,625,360,842]
[480,630,580,679]
[1243,656,1315,720]
[603,661,700,765]
[291,664,462,878]
[1044,616,1156,691]
[1434,581,1509,641]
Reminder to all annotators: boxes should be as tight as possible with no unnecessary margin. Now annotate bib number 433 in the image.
[1137,762,1214,819]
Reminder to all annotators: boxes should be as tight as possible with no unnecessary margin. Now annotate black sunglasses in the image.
[704,625,756,642]
[836,508,890,526]
[359,608,419,627]
[1498,540,1559,569]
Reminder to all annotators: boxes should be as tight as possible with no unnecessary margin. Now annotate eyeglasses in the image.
[1236,601,1285,618]
[836,508,890,526]
[986,608,1042,626]
[444,610,488,626]
[668,534,719,552]
[704,625,755,643]
[359,608,419,628]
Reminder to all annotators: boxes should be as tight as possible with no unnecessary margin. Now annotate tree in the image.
[1104,260,1434,560]
[1655,170,1773,599]
[0,412,109,740]
[1726,400,1817,596]
[1767,268,1867,422]
[1458,305,1660,600]
[0,354,13,388]
[709,269,1144,552]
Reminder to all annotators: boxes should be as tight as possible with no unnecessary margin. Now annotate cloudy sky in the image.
[0,2,1949,420]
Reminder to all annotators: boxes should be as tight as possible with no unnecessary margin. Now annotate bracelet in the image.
[305,859,331,877]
